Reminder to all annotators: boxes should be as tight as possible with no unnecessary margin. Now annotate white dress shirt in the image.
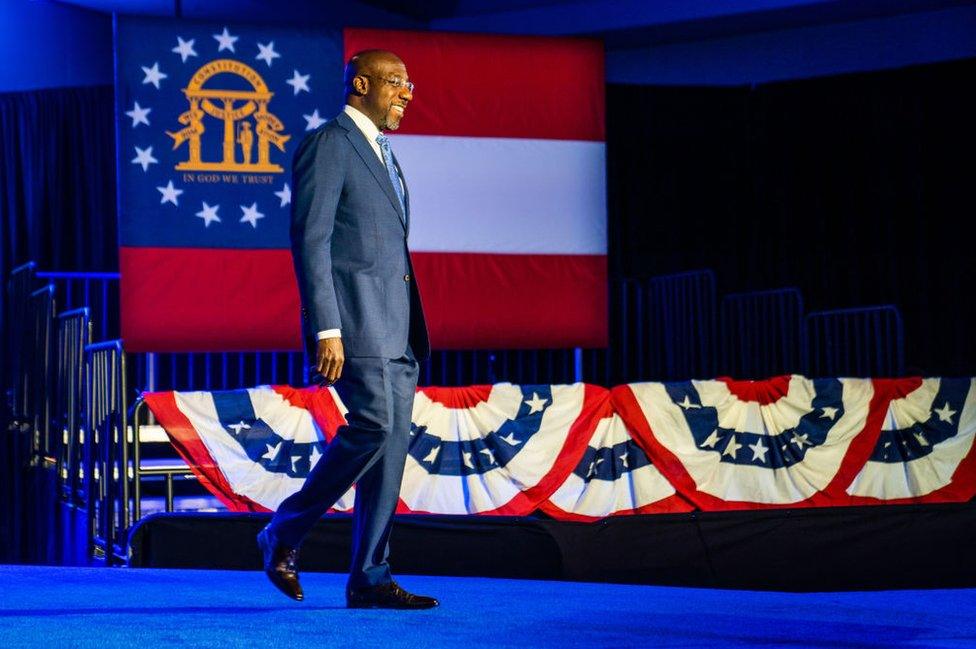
[315,105,399,341]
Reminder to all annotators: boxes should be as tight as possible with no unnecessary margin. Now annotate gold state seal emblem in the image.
[167,58,291,172]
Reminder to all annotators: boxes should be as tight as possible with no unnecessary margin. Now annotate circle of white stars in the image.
[127,27,325,230]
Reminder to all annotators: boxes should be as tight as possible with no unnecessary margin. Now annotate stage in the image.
[1,564,973,648]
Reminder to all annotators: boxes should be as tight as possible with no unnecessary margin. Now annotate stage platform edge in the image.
[127,500,976,591]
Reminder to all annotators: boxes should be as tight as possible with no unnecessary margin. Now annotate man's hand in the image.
[316,337,345,385]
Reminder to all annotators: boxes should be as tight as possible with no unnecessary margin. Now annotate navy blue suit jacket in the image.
[290,110,429,361]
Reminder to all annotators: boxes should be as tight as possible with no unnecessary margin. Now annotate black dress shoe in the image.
[257,525,304,601]
[346,581,439,609]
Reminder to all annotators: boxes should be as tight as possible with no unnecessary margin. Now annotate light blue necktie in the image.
[375,133,405,221]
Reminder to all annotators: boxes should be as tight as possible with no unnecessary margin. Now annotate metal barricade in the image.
[84,340,128,564]
[37,271,119,342]
[56,308,92,504]
[133,350,306,393]
[646,270,717,381]
[6,262,39,421]
[27,285,57,462]
[719,288,806,378]
[128,397,198,519]
[807,305,905,377]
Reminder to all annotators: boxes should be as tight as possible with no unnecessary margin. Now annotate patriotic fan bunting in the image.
[541,397,694,521]
[144,376,976,520]
[612,376,881,509]
[397,383,603,515]
[144,385,354,512]
[846,378,976,504]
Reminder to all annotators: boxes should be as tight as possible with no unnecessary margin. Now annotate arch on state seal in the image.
[166,58,291,172]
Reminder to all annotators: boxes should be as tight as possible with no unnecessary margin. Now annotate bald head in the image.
[344,49,412,131]
[344,50,404,96]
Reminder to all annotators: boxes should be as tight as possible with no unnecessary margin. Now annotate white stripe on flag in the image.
[390,134,607,254]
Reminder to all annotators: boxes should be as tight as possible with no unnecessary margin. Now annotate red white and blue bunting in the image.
[143,375,976,520]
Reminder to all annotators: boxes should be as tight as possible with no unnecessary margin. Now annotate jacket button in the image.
[403,274,411,282]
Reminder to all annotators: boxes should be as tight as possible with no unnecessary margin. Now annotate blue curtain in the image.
[1,85,117,280]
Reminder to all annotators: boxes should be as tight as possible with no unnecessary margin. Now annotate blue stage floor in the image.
[1,565,974,648]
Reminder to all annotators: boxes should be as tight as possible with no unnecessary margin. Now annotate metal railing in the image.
[37,271,118,342]
[84,340,128,564]
[56,308,92,504]
[720,287,806,378]
[27,285,56,461]
[807,305,905,377]
[646,269,717,381]
[6,262,39,420]
[129,397,198,519]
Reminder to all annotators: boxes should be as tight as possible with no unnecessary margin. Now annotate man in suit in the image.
[257,50,436,610]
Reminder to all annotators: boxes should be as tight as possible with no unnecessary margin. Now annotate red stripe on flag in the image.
[343,28,605,141]
[120,247,302,353]
[413,251,608,349]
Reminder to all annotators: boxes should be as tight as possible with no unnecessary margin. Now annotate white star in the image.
[933,402,956,424]
[586,461,596,478]
[677,395,701,410]
[125,101,151,127]
[462,451,474,470]
[239,202,265,228]
[722,435,742,458]
[748,438,769,463]
[914,432,930,447]
[618,452,629,469]
[820,407,839,420]
[274,183,291,207]
[499,432,521,446]
[285,69,311,95]
[195,202,221,227]
[701,429,721,448]
[256,41,281,67]
[171,36,198,63]
[524,392,547,414]
[141,62,167,89]
[262,442,282,461]
[792,432,810,448]
[213,27,238,52]
[290,455,302,472]
[480,448,496,465]
[310,445,322,467]
[422,446,440,464]
[228,420,251,435]
[156,180,183,206]
[303,109,326,131]
[131,145,158,172]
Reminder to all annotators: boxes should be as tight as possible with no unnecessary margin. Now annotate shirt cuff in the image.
[316,329,341,340]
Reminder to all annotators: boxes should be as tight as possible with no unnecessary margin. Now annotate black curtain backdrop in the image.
[0,85,117,280]
[608,58,976,377]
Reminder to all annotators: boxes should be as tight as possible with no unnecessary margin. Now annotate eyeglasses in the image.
[361,74,415,93]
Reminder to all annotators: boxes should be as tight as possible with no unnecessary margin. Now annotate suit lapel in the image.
[336,112,407,230]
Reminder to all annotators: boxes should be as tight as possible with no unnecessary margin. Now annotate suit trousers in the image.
[267,345,418,589]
